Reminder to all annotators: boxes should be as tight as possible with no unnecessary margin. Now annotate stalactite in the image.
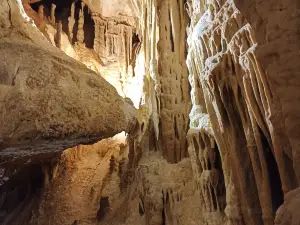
[55,20,62,49]
[51,3,56,25]
[68,3,75,42]
[77,4,85,45]
[186,0,297,224]
[9,0,300,224]
[149,0,160,141]
[38,5,44,20]
[155,0,191,163]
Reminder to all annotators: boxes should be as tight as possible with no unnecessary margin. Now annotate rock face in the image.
[0,0,137,165]
[25,0,141,107]
[0,40,137,165]
[132,0,191,163]
[1,0,300,225]
[84,0,135,18]
[275,187,300,225]
[0,40,136,143]
[0,1,137,223]
[185,0,300,224]
[29,133,129,225]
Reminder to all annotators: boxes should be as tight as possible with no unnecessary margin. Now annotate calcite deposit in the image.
[0,8,137,166]
[0,0,300,225]
[186,0,300,223]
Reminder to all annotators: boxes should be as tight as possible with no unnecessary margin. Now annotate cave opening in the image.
[258,127,284,214]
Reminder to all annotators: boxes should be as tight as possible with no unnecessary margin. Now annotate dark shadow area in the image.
[83,6,95,49]
[259,127,284,213]
[0,164,45,225]
[30,0,94,47]
[139,198,144,216]
[96,196,110,221]
[214,143,226,210]
[161,193,166,225]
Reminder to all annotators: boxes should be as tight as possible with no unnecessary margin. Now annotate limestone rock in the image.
[275,187,300,225]
[84,0,136,18]
[31,0,141,107]
[1,0,300,225]
[28,133,129,225]
[0,0,137,166]
[186,0,300,224]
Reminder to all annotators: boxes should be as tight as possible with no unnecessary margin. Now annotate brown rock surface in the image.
[29,133,129,225]
[275,187,300,225]
[185,0,300,224]
[1,0,300,225]
[0,0,137,165]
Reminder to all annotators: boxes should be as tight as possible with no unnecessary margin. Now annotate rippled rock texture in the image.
[186,0,300,224]
[1,0,300,224]
[0,1,137,224]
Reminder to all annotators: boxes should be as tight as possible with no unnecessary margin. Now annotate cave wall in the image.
[233,0,300,184]
[0,1,138,224]
[132,0,191,163]
[131,0,300,224]
[186,0,300,224]
[25,0,142,106]
[28,133,129,225]
[1,0,300,225]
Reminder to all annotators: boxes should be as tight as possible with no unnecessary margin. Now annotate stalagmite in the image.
[1,0,300,224]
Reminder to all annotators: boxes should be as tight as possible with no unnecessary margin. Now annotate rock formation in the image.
[0,1,137,224]
[185,1,300,224]
[1,0,300,225]
[0,4,137,164]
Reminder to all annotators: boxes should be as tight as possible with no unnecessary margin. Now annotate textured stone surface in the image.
[31,0,141,106]
[186,0,300,224]
[84,0,135,18]
[1,0,300,225]
[132,0,191,163]
[0,0,137,165]
[233,0,300,184]
[275,187,300,225]
[28,133,129,225]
